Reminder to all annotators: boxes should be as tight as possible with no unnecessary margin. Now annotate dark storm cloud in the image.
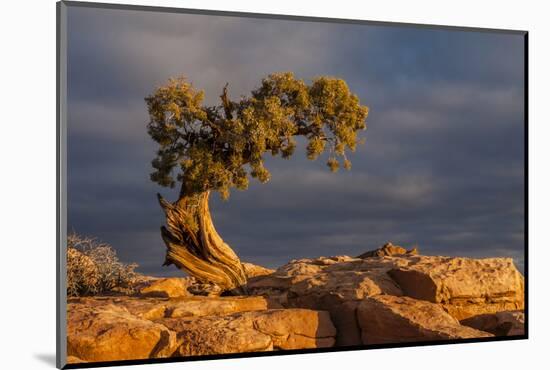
[66,5,525,276]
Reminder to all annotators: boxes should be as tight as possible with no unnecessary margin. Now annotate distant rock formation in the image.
[66,251,524,364]
[356,242,418,258]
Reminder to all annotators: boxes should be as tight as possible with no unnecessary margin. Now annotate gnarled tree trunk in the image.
[157,191,248,294]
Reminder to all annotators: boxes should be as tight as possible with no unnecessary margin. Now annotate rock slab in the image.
[67,296,335,363]
[138,277,195,298]
[247,253,524,343]
[357,242,417,258]
[356,295,493,344]
[461,310,525,336]
[67,303,177,362]
[388,256,524,320]
[159,309,336,356]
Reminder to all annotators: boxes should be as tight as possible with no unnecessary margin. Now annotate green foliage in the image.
[145,72,368,199]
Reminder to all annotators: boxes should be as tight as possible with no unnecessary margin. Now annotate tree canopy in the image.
[145,72,369,200]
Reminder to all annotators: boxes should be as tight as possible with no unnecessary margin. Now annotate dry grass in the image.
[67,233,139,297]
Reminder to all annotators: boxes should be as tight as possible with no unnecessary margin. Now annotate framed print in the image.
[57,1,527,368]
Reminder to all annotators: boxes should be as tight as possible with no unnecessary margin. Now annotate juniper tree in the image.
[146,72,368,293]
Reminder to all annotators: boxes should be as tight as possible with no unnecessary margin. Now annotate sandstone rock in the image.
[441,301,524,321]
[165,296,269,318]
[242,262,275,278]
[247,255,403,345]
[139,277,194,298]
[357,295,493,345]
[357,242,417,258]
[67,251,523,360]
[132,274,159,285]
[461,310,525,336]
[68,296,169,321]
[407,247,419,255]
[157,308,336,356]
[252,309,336,349]
[247,253,520,344]
[66,355,84,364]
[387,256,524,320]
[290,270,403,300]
[187,282,224,296]
[248,256,403,302]
[123,299,168,320]
[68,295,270,321]
[68,296,330,361]
[67,303,177,362]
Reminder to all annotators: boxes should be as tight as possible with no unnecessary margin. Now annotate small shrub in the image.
[67,233,139,297]
[67,246,100,296]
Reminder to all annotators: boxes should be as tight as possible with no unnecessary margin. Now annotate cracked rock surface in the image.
[67,251,524,364]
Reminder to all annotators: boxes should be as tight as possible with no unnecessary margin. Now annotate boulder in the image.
[67,303,177,362]
[248,256,403,302]
[357,242,417,258]
[66,250,524,361]
[251,309,336,349]
[387,256,524,320]
[66,296,330,361]
[247,255,403,345]
[247,253,521,343]
[139,277,194,298]
[242,262,275,278]
[157,308,336,356]
[357,295,493,344]
[461,310,525,336]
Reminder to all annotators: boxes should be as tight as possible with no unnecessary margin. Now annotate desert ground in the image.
[66,242,524,364]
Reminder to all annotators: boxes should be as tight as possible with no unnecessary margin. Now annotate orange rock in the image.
[158,308,336,356]
[357,242,411,258]
[461,310,525,336]
[139,277,194,298]
[248,253,522,343]
[67,303,177,362]
[388,256,524,319]
[242,262,275,278]
[165,296,269,318]
[357,295,493,344]
[66,355,84,364]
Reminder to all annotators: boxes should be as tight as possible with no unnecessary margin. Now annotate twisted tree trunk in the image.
[157,191,248,294]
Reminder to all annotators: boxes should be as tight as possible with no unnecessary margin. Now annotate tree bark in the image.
[157,191,248,294]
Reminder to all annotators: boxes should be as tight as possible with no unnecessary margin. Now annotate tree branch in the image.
[220,83,233,120]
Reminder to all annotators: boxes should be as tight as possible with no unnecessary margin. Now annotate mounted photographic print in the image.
[56,1,528,368]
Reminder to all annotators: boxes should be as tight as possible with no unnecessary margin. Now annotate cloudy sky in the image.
[66,5,526,276]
